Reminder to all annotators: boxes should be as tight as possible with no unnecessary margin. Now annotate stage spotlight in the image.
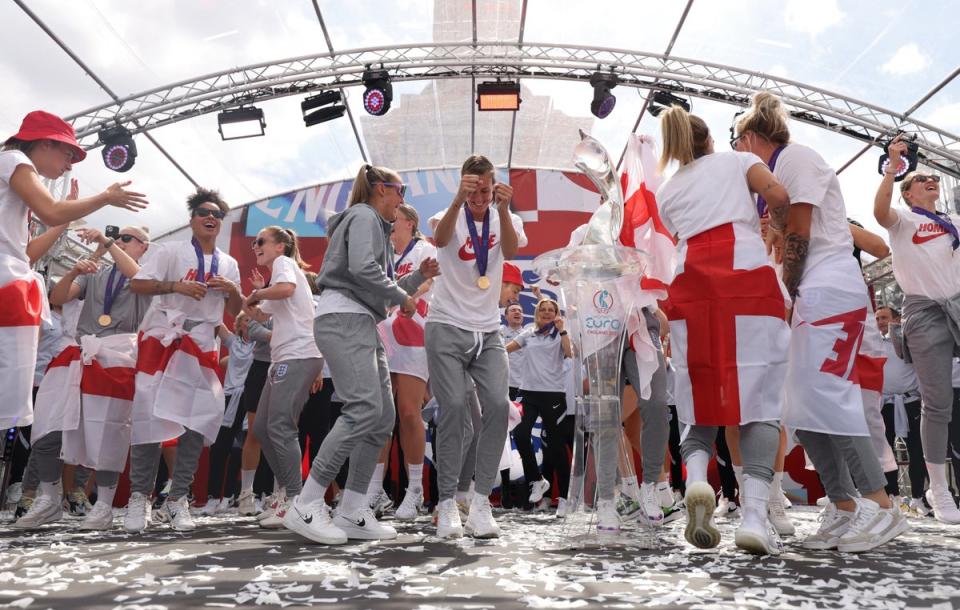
[98,126,137,173]
[651,90,691,113]
[217,106,266,141]
[589,72,618,119]
[362,69,393,116]
[878,133,919,181]
[648,103,666,118]
[301,91,346,127]
[476,81,522,111]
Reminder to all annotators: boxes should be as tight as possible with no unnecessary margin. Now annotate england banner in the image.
[0,255,47,429]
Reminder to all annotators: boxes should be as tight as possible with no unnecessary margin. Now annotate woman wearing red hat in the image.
[1,110,147,432]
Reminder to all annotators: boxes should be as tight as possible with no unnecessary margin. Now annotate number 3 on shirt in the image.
[811,307,867,380]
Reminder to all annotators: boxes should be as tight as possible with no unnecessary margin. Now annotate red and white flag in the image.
[618,135,677,399]
[33,333,137,471]
[856,304,895,471]
[0,256,47,429]
[379,298,430,382]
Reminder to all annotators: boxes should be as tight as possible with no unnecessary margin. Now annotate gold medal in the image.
[477,276,490,290]
[98,314,112,327]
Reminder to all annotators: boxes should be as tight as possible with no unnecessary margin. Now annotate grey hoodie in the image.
[317,203,426,322]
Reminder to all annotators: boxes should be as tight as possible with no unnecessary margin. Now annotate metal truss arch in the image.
[66,42,960,177]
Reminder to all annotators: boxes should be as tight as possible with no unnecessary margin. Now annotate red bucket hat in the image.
[6,110,87,162]
[502,262,523,286]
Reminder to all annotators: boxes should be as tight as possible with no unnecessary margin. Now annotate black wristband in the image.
[560,331,568,336]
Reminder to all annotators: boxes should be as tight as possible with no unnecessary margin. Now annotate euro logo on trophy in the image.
[533,131,658,548]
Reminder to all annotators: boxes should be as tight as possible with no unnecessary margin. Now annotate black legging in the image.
[668,405,684,494]
[206,394,245,499]
[715,426,738,501]
[881,399,925,498]
[513,390,570,497]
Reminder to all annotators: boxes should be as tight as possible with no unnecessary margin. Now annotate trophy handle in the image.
[574,130,624,246]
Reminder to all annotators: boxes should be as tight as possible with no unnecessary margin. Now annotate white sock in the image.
[407,463,424,491]
[297,477,326,506]
[273,478,281,493]
[685,451,710,484]
[366,463,386,498]
[621,475,641,500]
[455,489,472,504]
[742,476,770,520]
[769,471,784,500]
[927,462,950,492]
[97,485,117,507]
[733,465,744,497]
[339,489,365,514]
[39,480,62,499]
[241,469,255,492]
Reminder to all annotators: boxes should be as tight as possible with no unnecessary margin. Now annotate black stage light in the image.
[476,81,522,111]
[362,69,393,116]
[99,126,137,173]
[217,106,266,140]
[878,133,919,181]
[651,90,691,113]
[589,72,618,119]
[301,91,346,127]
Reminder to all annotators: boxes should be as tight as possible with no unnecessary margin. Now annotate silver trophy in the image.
[534,131,655,547]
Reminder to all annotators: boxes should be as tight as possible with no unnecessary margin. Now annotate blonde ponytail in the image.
[658,106,711,171]
[735,92,790,145]
[349,164,399,207]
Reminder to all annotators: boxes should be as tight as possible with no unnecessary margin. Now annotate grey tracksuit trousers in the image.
[682,421,779,482]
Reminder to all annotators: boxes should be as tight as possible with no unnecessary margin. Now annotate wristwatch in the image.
[102,238,116,250]
[560,331,568,336]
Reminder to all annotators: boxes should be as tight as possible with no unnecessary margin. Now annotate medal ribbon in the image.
[464,207,490,280]
[756,144,787,218]
[535,321,559,338]
[911,206,960,250]
[191,237,220,283]
[102,265,126,317]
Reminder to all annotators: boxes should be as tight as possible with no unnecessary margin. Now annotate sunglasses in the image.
[911,175,941,185]
[251,237,269,249]
[730,134,743,150]
[118,234,145,244]
[194,208,226,220]
[380,182,407,198]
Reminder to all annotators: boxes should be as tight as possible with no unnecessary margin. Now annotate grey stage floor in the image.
[1,505,959,610]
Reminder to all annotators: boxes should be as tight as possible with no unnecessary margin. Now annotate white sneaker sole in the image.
[800,535,841,550]
[734,528,780,556]
[335,519,398,540]
[684,483,720,549]
[837,518,910,553]
[437,524,464,539]
[464,523,500,539]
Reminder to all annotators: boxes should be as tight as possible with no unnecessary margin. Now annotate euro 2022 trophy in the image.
[533,131,656,548]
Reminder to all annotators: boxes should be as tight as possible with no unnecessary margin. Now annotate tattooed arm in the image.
[781,203,814,300]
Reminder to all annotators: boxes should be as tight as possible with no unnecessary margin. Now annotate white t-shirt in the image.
[394,238,437,284]
[880,334,919,397]
[260,256,322,362]
[222,334,255,394]
[773,144,854,284]
[512,325,567,392]
[427,206,527,332]
[886,207,960,300]
[501,323,526,388]
[656,151,765,241]
[135,240,241,325]
[0,151,34,264]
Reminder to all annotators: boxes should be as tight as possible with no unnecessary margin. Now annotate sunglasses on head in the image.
[118,234,145,244]
[194,208,226,220]
[380,182,407,198]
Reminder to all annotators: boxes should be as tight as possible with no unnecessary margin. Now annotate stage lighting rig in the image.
[362,69,393,116]
[589,72,618,119]
[217,106,266,140]
[98,126,137,173]
[651,90,691,113]
[476,81,522,111]
[301,90,346,127]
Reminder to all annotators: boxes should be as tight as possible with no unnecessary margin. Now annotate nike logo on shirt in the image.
[912,231,948,245]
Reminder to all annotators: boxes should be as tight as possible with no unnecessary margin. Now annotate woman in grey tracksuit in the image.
[283,164,439,544]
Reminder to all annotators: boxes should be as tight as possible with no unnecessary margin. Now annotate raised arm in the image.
[494,182,519,259]
[10,168,147,226]
[874,136,906,229]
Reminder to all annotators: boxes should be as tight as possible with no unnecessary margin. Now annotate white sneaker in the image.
[65,488,92,516]
[781,490,792,509]
[283,497,347,544]
[260,496,289,529]
[925,488,960,524]
[80,502,114,531]
[528,479,550,504]
[258,490,286,522]
[767,491,796,536]
[656,482,675,509]
[816,495,830,507]
[395,487,424,521]
[436,499,464,539]
[596,498,620,534]
[801,502,854,550]
[734,512,782,556]
[367,488,394,518]
[156,496,197,531]
[12,494,61,529]
[238,490,257,516]
[124,492,151,533]
[464,495,500,539]
[200,496,221,516]
[683,481,720,549]
[837,498,910,553]
[908,497,931,517]
[715,497,740,520]
[334,506,397,540]
[639,482,664,524]
[556,497,572,518]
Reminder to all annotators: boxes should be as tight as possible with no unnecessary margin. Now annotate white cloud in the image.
[924,101,960,131]
[880,43,932,76]
[784,0,845,36]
